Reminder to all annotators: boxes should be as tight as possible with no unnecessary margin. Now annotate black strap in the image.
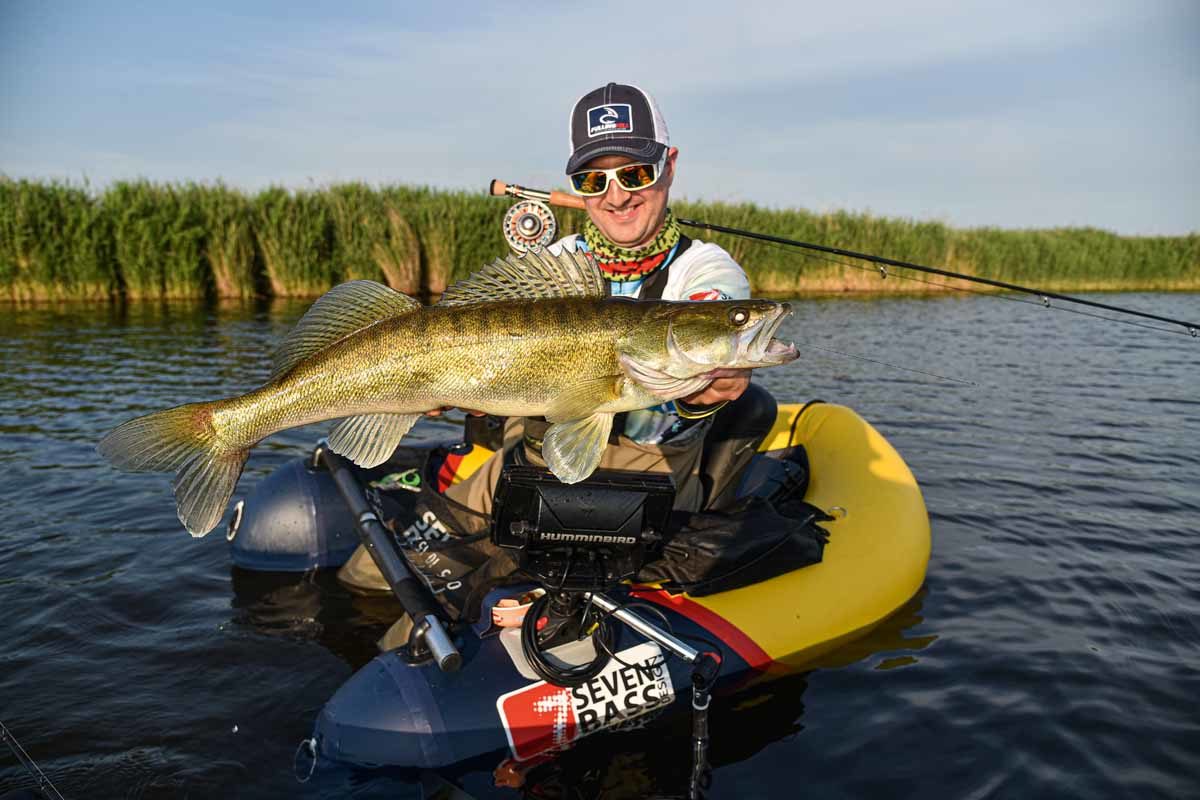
[606,235,694,440]
[638,235,692,300]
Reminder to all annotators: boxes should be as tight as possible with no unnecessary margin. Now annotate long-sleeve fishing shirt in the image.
[550,234,752,445]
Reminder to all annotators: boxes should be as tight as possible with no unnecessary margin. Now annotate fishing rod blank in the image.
[678,218,1200,337]
[749,235,1197,338]
[488,179,1199,338]
[0,719,67,800]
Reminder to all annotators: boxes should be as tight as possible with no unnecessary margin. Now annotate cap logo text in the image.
[587,104,633,138]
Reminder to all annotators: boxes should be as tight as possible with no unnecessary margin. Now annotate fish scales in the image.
[213,298,644,448]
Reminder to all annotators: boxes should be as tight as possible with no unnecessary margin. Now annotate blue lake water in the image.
[1,292,1197,798]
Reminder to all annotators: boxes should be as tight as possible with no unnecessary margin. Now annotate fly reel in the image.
[502,199,558,252]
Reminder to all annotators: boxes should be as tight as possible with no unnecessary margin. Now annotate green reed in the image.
[0,178,1195,302]
[187,183,257,298]
[328,183,389,286]
[104,181,208,299]
[0,178,116,301]
[371,198,422,295]
[254,187,333,297]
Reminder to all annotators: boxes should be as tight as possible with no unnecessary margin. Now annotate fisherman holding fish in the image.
[433,83,777,522]
[99,82,796,552]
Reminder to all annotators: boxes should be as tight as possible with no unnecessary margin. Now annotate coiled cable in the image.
[520,592,615,687]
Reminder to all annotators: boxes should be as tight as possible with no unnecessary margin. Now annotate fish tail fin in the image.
[98,402,248,538]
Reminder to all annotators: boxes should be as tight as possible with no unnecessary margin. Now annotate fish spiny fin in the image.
[98,402,249,537]
[326,412,421,469]
[272,281,421,380]
[544,375,623,424]
[542,412,614,484]
[618,353,712,399]
[437,244,605,306]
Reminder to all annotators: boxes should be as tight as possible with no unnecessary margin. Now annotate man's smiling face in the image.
[582,147,678,249]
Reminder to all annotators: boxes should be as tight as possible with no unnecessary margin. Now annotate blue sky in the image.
[1,1,1196,234]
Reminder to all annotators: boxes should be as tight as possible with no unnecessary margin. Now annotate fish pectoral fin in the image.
[542,413,614,484]
[544,376,623,424]
[618,354,712,399]
[327,412,421,469]
[271,281,420,380]
[437,245,605,306]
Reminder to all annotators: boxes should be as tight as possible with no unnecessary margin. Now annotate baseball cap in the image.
[565,83,670,174]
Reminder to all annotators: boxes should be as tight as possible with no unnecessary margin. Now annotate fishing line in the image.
[729,243,981,385]
[799,343,978,386]
[746,237,1198,338]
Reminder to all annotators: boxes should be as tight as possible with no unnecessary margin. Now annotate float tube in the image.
[229,402,930,769]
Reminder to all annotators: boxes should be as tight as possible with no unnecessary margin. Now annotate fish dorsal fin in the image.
[437,245,605,306]
[271,281,420,380]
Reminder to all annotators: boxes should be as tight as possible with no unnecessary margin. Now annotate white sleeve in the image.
[547,234,582,256]
[660,241,751,301]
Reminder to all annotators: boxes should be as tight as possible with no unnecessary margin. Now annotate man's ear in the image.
[666,147,679,179]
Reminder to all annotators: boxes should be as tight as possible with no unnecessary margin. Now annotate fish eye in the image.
[728,308,750,326]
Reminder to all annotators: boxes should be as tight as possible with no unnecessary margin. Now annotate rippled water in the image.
[1,293,1197,798]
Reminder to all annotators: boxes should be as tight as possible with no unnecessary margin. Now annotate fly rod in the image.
[489,179,1200,337]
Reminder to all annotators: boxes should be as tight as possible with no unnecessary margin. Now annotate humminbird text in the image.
[538,532,638,544]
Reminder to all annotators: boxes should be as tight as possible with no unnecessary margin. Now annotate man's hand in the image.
[681,368,751,406]
[424,407,487,418]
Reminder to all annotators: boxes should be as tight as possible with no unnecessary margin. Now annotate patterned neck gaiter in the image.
[582,209,681,282]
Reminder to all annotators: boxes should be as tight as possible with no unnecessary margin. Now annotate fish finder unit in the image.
[491,465,676,592]
[489,460,718,795]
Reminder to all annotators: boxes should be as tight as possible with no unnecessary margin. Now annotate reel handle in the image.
[490,179,586,211]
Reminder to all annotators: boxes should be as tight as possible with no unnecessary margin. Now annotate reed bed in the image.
[0,179,116,301]
[1,177,1196,302]
[254,187,334,297]
[188,182,257,299]
[103,181,208,299]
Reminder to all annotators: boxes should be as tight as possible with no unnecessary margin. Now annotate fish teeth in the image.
[745,309,789,362]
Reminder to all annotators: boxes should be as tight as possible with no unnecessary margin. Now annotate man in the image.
[337,83,776,595]
[446,82,774,516]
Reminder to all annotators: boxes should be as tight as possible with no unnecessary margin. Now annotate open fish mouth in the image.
[743,303,798,365]
[661,300,799,382]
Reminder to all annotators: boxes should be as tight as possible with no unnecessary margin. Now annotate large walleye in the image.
[99,246,798,537]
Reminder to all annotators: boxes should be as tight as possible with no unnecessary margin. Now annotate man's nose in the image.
[604,176,632,205]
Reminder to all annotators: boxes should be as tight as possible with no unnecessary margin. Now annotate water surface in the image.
[1,293,1197,798]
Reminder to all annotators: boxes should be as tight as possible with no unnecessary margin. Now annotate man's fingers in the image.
[681,372,752,405]
[425,406,486,418]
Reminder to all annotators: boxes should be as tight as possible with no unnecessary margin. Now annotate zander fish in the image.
[99,247,798,536]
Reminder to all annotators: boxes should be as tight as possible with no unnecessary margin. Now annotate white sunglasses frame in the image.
[567,153,669,197]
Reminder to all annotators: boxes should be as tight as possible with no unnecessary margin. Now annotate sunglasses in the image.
[568,155,667,196]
